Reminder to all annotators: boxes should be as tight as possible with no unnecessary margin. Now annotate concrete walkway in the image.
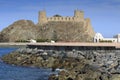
[27,42,120,48]
[0,42,120,48]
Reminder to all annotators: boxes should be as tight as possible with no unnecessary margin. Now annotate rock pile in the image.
[2,48,120,80]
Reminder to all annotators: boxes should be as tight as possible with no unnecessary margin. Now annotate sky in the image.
[0,0,120,37]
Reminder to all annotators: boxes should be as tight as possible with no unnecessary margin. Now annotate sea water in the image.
[0,48,54,80]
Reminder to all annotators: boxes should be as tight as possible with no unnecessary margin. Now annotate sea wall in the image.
[27,44,116,51]
[2,46,120,80]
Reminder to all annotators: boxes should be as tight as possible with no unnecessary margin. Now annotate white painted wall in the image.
[94,33,103,42]
[94,33,120,43]
[101,38,117,43]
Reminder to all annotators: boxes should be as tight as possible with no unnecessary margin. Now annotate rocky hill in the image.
[38,19,95,42]
[0,19,95,42]
[0,20,40,42]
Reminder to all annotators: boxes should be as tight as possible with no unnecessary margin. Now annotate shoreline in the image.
[2,47,120,80]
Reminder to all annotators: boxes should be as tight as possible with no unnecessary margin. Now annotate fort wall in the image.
[47,17,84,22]
[38,10,85,25]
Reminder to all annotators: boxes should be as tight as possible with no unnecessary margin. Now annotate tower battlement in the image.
[38,10,85,25]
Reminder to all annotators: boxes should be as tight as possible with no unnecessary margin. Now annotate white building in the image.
[94,33,120,43]
[114,34,120,42]
[94,33,103,42]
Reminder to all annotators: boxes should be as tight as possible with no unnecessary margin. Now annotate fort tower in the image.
[74,10,84,21]
[38,10,47,25]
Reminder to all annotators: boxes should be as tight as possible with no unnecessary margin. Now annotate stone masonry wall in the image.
[47,17,84,22]
[38,10,84,25]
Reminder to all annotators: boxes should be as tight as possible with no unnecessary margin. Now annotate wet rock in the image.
[48,74,58,80]
[2,48,120,80]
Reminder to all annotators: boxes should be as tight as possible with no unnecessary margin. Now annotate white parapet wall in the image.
[94,33,120,43]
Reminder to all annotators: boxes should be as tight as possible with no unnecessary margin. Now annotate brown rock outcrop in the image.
[0,20,40,42]
[38,20,95,42]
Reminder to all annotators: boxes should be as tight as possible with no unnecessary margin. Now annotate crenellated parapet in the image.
[47,17,84,22]
[38,10,85,25]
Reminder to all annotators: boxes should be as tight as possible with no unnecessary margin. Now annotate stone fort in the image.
[38,10,85,25]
